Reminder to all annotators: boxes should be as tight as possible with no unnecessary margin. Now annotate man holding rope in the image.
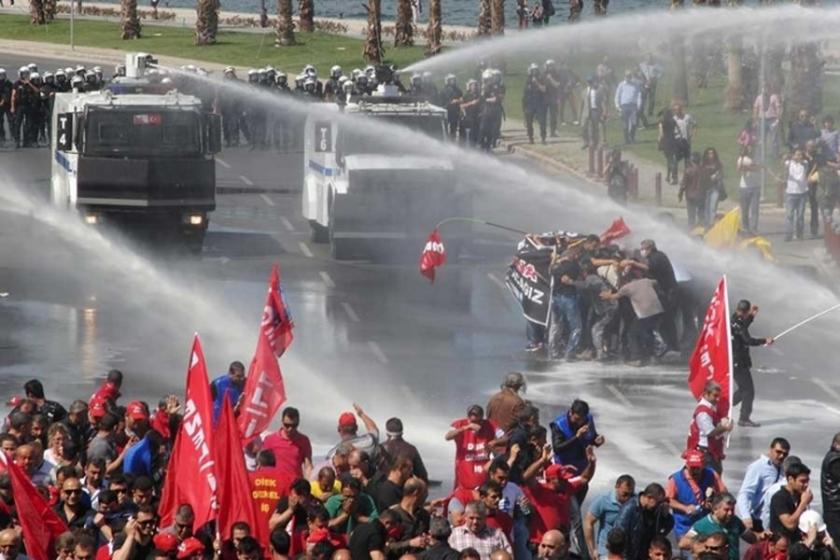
[732,300,774,428]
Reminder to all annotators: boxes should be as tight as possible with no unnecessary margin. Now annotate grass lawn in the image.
[0,14,427,73]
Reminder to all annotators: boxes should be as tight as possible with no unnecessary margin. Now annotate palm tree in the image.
[30,0,46,24]
[194,0,218,44]
[669,1,689,104]
[490,0,504,34]
[121,0,141,39]
[299,0,314,32]
[725,36,745,111]
[362,0,383,63]
[477,0,491,36]
[426,0,442,55]
[789,42,822,117]
[394,0,413,46]
[276,0,295,45]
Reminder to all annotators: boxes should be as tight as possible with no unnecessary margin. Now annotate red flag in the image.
[158,335,219,529]
[0,453,68,559]
[216,397,261,543]
[263,265,294,358]
[238,328,287,442]
[688,276,734,418]
[599,217,631,245]
[419,229,446,282]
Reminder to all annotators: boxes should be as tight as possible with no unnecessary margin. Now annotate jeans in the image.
[629,313,661,361]
[526,321,545,346]
[569,494,590,560]
[740,186,761,233]
[512,517,531,560]
[705,188,720,226]
[619,103,638,143]
[549,293,582,359]
[733,365,754,421]
[686,199,705,228]
[591,308,617,358]
[785,192,807,239]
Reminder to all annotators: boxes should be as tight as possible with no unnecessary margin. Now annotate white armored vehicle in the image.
[302,73,468,260]
[51,53,222,249]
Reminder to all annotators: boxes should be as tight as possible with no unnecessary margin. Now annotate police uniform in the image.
[0,75,11,143]
[522,70,548,144]
[731,313,766,423]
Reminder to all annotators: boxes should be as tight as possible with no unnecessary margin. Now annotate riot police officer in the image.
[459,79,481,147]
[478,69,503,151]
[219,67,244,147]
[439,74,463,139]
[324,65,342,102]
[0,69,11,145]
[522,63,547,144]
[11,67,37,148]
[39,71,57,144]
[54,69,69,92]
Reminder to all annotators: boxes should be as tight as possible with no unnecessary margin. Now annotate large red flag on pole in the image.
[158,335,219,529]
[0,452,68,559]
[237,328,287,442]
[216,396,261,543]
[688,276,734,419]
[263,265,294,358]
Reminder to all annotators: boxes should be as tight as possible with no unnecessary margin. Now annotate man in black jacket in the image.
[731,300,773,428]
[821,433,840,545]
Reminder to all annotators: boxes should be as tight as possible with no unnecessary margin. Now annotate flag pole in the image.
[434,216,528,235]
[723,275,734,447]
[772,302,840,341]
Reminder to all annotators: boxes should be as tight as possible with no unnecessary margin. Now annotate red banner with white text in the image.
[688,276,733,418]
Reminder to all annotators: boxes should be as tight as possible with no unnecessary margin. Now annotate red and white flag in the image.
[216,396,260,543]
[688,276,734,418]
[419,229,446,283]
[262,265,294,358]
[237,327,287,441]
[599,217,631,245]
[158,335,219,529]
[0,452,68,560]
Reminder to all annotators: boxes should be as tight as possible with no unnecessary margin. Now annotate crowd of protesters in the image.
[2,361,840,560]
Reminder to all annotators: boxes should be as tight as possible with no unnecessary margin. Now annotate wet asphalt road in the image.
[2,52,840,499]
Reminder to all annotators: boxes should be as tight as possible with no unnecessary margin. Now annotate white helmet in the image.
[75,65,86,75]
[422,71,433,81]
[351,68,362,80]
[93,66,103,76]
[481,69,493,81]
[330,65,342,79]
[43,71,54,81]
[0,69,5,79]
[18,66,29,78]
[27,63,37,73]
[528,63,539,74]
[545,59,556,67]
[445,73,456,85]
[411,73,421,85]
[55,69,66,77]
[64,67,74,75]
[303,64,316,77]
[224,66,236,75]
[338,75,348,85]
[71,76,84,87]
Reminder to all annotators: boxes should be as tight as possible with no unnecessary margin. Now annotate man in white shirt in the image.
[737,146,762,235]
[784,148,809,241]
[614,71,641,144]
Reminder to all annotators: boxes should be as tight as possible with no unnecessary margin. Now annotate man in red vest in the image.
[686,381,733,474]
[445,405,500,491]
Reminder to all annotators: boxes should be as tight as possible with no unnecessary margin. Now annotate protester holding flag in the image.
[731,300,774,428]
[686,381,733,474]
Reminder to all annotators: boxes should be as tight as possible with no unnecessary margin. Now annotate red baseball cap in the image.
[338,412,357,429]
[89,400,107,419]
[545,464,576,481]
[153,532,179,553]
[685,449,705,468]
[126,401,149,421]
[177,537,205,559]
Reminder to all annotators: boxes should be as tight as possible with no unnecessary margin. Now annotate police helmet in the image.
[114,64,126,76]
[295,74,305,87]
[18,66,29,79]
[43,71,54,83]
[75,65,86,76]
[342,81,354,94]
[422,71,433,82]
[30,72,41,85]
[64,67,74,75]
[351,68,362,81]
[55,69,66,78]
[161,77,173,85]
[86,72,97,83]
[528,63,539,75]
[71,75,83,85]
[364,65,375,77]
[303,64,316,77]
[466,79,478,89]
[93,66,103,77]
[330,65,342,79]
[545,59,556,68]
[357,74,368,86]
[0,69,5,80]
[185,64,197,73]
[304,77,316,90]
[338,75,348,85]
[444,73,456,85]
[224,66,236,75]
[277,72,288,84]
[481,69,493,81]
[410,73,421,85]
[27,63,37,73]
[247,68,259,82]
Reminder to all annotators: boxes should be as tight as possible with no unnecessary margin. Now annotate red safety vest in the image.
[686,402,725,460]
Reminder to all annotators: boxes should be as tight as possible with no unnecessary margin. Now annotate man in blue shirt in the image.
[614,70,641,144]
[736,438,790,530]
[210,360,246,425]
[584,475,636,560]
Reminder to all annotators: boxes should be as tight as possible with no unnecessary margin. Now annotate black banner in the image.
[505,243,554,326]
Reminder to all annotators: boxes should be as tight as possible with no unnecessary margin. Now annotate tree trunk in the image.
[276,0,295,45]
[789,42,823,117]
[362,0,383,63]
[725,37,745,111]
[43,0,56,22]
[394,0,413,46]
[425,0,442,55]
[121,0,141,39]
[490,0,504,34]
[259,0,268,27]
[477,0,491,36]
[671,36,689,105]
[30,0,46,24]
[298,0,314,32]
[194,0,217,44]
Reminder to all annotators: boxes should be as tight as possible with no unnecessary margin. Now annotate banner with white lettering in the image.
[687,276,733,418]
[158,335,219,529]
[504,243,554,326]
[237,327,287,442]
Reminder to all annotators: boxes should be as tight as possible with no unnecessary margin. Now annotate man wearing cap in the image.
[666,450,727,539]
[679,493,760,560]
[152,532,179,557]
[89,370,123,411]
[486,373,527,433]
[685,381,733,474]
[210,361,246,425]
[263,407,313,480]
[731,300,774,428]
[737,438,790,531]
[382,417,429,483]
[446,405,499,491]
[176,537,204,560]
[330,403,381,463]
[522,446,596,545]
